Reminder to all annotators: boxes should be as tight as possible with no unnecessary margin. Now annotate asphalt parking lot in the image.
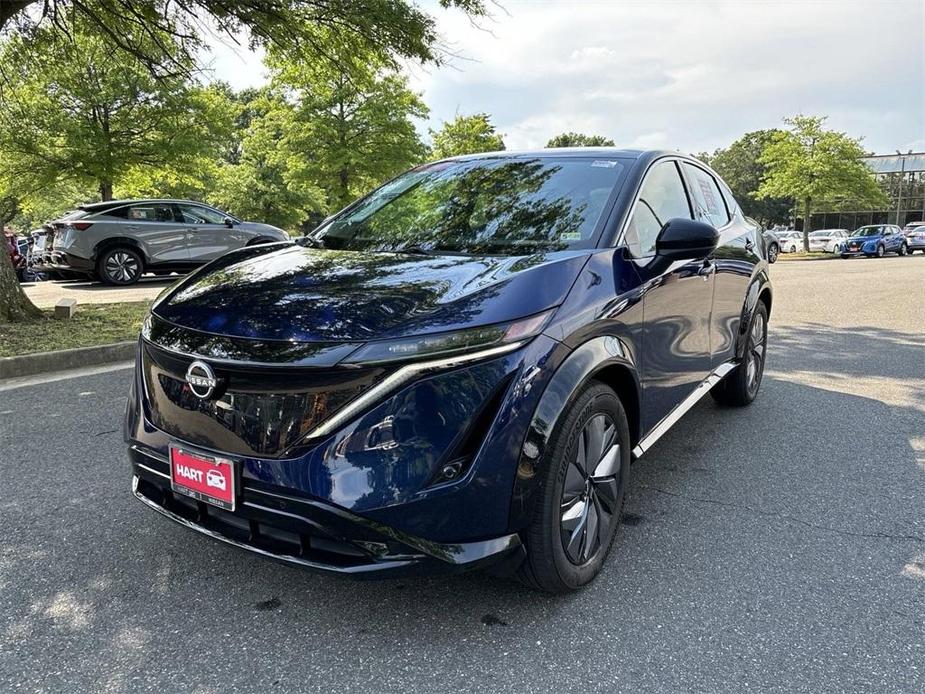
[22,276,171,308]
[1,256,923,693]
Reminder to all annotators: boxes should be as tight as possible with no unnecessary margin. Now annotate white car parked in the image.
[808,229,849,253]
[777,232,803,253]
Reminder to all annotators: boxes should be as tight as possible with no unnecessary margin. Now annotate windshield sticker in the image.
[591,160,619,168]
[560,231,582,241]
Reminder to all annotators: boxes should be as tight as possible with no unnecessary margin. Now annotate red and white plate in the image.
[169,445,236,511]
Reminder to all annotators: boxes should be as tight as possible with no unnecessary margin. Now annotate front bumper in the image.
[130,445,525,578]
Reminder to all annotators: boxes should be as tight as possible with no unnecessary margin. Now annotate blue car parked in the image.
[126,149,772,592]
[840,224,908,258]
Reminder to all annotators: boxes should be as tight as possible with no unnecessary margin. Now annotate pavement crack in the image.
[640,484,924,544]
[94,429,119,437]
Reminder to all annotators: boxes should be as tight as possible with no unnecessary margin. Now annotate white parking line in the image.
[0,361,134,392]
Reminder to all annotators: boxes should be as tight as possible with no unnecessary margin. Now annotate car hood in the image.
[152,245,590,342]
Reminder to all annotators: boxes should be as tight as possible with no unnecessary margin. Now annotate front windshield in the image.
[852,226,880,237]
[312,157,627,254]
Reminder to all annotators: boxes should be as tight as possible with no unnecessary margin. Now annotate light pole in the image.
[895,150,911,226]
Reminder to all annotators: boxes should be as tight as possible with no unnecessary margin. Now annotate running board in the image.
[631,361,737,459]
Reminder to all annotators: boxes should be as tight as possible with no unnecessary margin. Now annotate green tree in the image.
[269,39,428,212]
[430,114,505,159]
[703,130,792,226]
[0,1,486,76]
[546,132,614,148]
[757,116,888,251]
[0,19,232,203]
[210,90,323,231]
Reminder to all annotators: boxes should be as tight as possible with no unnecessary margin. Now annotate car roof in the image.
[78,199,209,212]
[439,147,648,162]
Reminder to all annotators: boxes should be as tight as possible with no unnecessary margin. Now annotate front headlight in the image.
[340,310,554,365]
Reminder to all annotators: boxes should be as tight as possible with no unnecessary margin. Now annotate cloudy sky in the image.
[205,0,924,155]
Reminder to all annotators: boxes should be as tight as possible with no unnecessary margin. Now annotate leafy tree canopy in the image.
[0,1,487,77]
[266,32,429,214]
[700,129,792,226]
[546,132,614,148]
[430,113,505,159]
[757,115,888,241]
[0,16,234,204]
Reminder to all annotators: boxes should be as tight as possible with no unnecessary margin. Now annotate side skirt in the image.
[631,360,737,459]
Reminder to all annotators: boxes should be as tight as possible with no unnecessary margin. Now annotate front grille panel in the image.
[142,343,387,457]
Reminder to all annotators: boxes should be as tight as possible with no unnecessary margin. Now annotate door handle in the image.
[698,258,716,280]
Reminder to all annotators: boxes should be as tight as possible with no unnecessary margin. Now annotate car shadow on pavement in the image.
[0,323,922,691]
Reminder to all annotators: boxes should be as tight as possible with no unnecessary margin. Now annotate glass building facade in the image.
[800,152,925,230]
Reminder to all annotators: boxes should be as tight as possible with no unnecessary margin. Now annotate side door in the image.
[177,203,245,261]
[884,226,901,251]
[624,159,714,432]
[103,202,190,263]
[681,163,758,364]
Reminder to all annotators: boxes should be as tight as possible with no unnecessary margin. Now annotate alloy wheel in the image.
[745,311,766,396]
[560,413,622,565]
[105,251,139,283]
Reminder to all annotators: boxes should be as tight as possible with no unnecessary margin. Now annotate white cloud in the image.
[208,0,924,154]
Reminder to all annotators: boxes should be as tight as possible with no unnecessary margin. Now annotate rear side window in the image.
[624,161,692,258]
[114,203,176,222]
[682,164,730,228]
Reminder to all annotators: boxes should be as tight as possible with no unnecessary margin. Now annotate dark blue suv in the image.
[126,150,771,592]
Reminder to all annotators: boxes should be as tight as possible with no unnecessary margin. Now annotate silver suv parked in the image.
[33,199,289,285]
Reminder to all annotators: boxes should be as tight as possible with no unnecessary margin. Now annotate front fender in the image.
[508,335,639,530]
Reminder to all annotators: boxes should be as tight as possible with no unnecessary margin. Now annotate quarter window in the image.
[682,164,730,228]
[624,161,692,258]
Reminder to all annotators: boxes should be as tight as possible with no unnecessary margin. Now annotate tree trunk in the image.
[802,197,812,252]
[99,180,114,201]
[0,243,42,324]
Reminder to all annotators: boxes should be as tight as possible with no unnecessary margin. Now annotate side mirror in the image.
[223,216,234,228]
[655,218,719,261]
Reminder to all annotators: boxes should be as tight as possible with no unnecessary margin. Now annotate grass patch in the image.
[0,301,149,357]
[777,251,842,261]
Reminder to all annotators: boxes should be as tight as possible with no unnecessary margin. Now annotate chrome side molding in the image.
[631,360,736,458]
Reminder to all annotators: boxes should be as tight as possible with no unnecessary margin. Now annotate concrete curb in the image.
[0,341,136,380]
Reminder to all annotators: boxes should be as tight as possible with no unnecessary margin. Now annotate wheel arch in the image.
[509,335,641,531]
[93,236,149,265]
[736,271,772,360]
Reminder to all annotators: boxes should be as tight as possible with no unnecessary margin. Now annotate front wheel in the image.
[876,244,885,258]
[711,301,768,407]
[518,382,630,593]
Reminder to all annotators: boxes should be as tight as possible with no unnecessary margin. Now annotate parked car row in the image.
[758,221,925,261]
[25,199,289,285]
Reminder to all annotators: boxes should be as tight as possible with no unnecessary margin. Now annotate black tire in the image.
[840,254,849,259]
[876,244,885,258]
[898,243,907,256]
[97,246,143,285]
[517,382,630,593]
[711,301,768,407]
[767,243,779,263]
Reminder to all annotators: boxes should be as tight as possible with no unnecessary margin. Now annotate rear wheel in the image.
[518,382,630,593]
[711,301,768,407]
[98,246,143,285]
[767,243,779,263]
[898,243,908,256]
